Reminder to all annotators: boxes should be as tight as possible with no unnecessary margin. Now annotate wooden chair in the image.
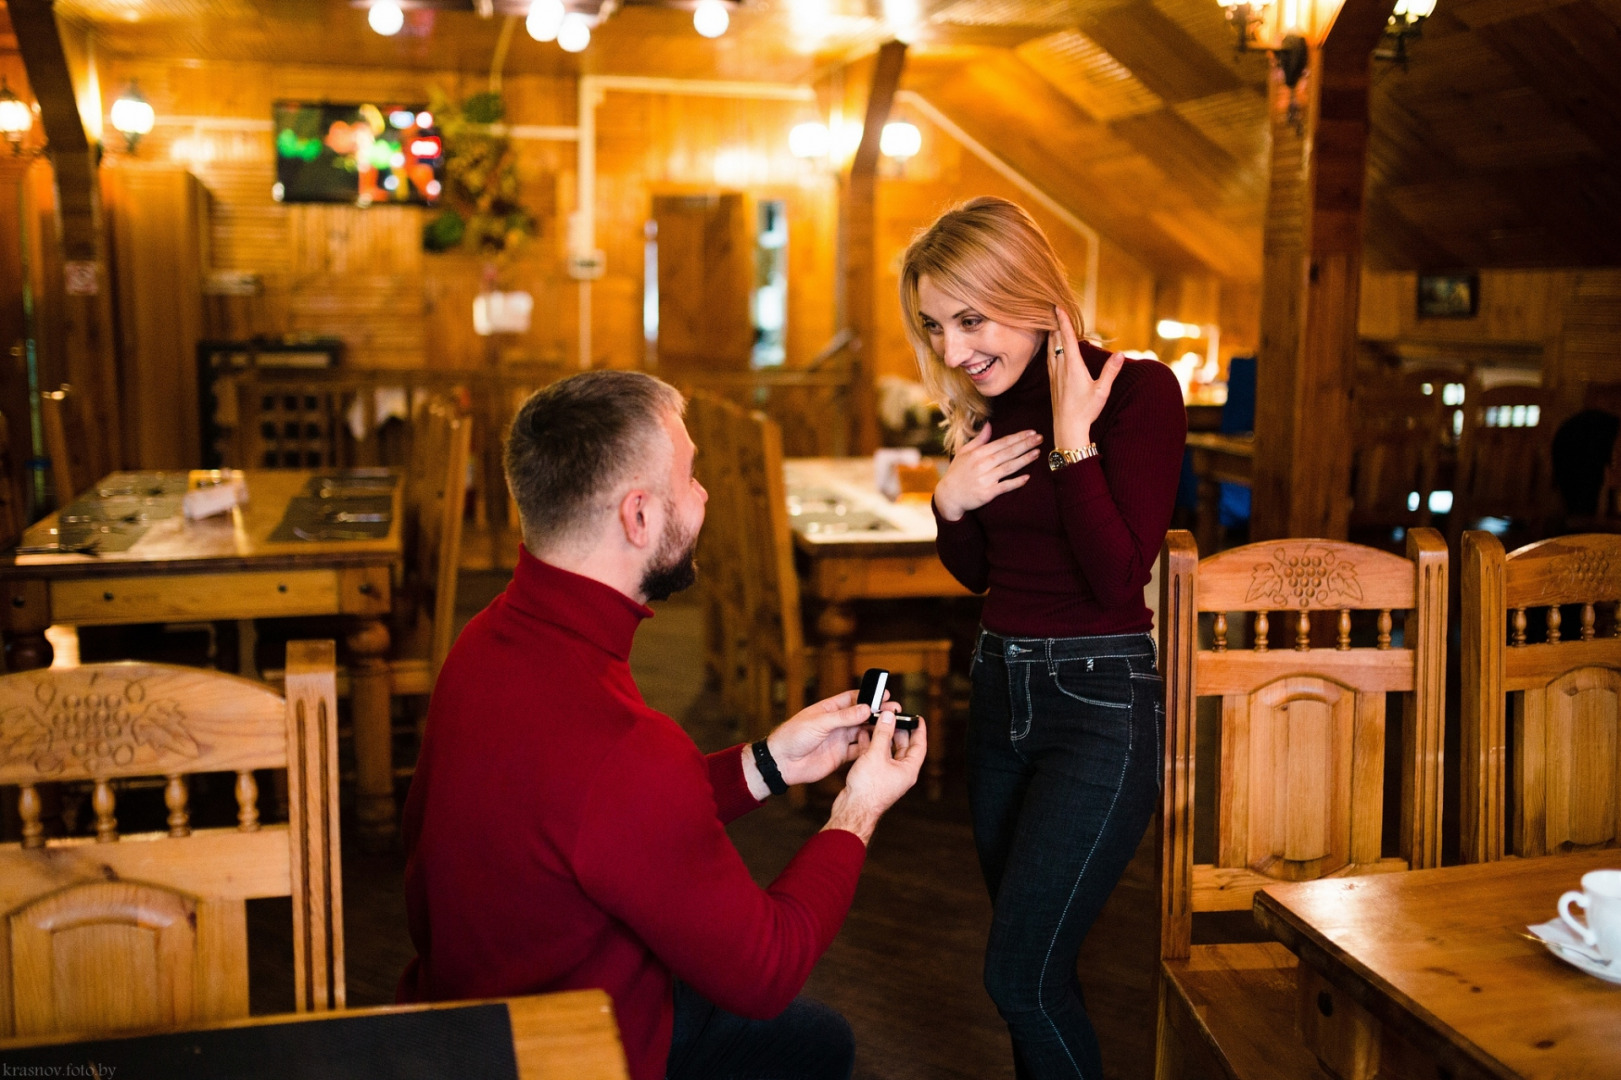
[39,384,90,509]
[0,990,629,1078]
[0,641,343,1040]
[1450,383,1563,545]
[723,402,953,799]
[261,398,470,802]
[1156,528,1447,1080]
[1347,379,1445,539]
[1460,531,1621,862]
[688,392,757,724]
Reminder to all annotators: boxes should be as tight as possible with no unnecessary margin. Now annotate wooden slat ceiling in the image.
[10,0,1620,276]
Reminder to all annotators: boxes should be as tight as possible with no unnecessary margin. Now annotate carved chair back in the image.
[1159,529,1448,960]
[0,642,343,1041]
[1461,531,1621,861]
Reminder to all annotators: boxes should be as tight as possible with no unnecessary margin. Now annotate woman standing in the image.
[900,197,1186,1079]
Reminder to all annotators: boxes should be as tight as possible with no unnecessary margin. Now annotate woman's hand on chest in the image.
[934,422,1045,521]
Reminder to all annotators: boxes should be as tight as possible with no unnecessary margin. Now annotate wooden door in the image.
[651,193,751,375]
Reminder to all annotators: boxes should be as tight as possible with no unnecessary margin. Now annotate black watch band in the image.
[750,739,790,797]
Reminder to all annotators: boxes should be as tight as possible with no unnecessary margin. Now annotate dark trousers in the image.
[665,980,854,1080]
[968,628,1163,1080]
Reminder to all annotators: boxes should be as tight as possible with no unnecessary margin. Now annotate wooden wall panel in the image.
[1355,268,1614,387]
[591,88,837,372]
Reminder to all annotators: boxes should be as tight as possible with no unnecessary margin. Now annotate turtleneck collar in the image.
[504,545,653,661]
[995,346,1051,409]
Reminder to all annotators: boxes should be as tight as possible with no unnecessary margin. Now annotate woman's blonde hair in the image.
[899,197,1085,453]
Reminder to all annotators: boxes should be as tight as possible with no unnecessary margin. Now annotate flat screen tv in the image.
[273,101,443,206]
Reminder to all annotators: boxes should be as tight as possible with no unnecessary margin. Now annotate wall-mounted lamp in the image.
[0,78,34,155]
[879,121,921,160]
[110,82,155,153]
[1375,0,1436,67]
[1216,0,1308,88]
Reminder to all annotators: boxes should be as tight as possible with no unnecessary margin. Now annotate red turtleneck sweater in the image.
[933,343,1187,636]
[399,549,867,1080]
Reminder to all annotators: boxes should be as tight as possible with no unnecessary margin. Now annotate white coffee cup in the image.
[1558,869,1621,960]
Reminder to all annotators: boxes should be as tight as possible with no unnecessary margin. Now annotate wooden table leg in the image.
[4,628,54,671]
[348,617,395,851]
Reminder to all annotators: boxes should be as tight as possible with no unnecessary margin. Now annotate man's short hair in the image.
[505,370,685,550]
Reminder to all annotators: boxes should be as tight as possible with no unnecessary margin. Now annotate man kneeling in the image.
[399,370,926,1080]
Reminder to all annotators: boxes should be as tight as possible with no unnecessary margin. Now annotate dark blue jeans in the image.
[665,980,854,1080]
[968,628,1163,1080]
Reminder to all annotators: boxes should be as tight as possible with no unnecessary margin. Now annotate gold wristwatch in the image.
[1048,444,1100,471]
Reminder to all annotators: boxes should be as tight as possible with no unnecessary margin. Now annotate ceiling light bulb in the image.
[368,1,404,36]
[527,0,565,42]
[879,121,921,159]
[557,12,591,52]
[693,0,729,38]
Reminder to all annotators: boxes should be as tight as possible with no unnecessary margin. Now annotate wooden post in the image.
[1251,0,1395,541]
[10,2,123,490]
[830,41,906,456]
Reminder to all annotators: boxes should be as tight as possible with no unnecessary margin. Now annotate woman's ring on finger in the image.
[1054,346,1065,355]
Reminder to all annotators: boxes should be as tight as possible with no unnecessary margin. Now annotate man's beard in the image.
[640,511,699,602]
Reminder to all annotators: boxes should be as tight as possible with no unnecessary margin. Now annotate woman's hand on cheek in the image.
[934,422,1045,521]
[1048,307,1124,449]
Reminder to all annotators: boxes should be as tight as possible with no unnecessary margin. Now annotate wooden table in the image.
[1254,850,1621,1080]
[0,470,404,847]
[784,459,971,695]
[0,989,629,1079]
[1183,431,1254,555]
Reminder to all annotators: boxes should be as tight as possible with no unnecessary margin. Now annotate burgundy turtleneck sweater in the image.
[399,549,866,1080]
[933,342,1187,637]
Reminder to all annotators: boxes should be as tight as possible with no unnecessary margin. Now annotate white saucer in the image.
[1527,918,1621,985]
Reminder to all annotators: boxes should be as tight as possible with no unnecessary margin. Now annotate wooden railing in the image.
[213,364,569,569]
[672,331,860,458]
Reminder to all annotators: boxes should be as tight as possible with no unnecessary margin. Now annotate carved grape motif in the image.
[0,672,198,777]
[1245,545,1365,609]
[1558,548,1614,598]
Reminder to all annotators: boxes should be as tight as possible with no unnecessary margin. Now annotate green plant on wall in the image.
[422,88,536,255]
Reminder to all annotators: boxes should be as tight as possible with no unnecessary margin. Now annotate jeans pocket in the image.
[1049,656,1133,708]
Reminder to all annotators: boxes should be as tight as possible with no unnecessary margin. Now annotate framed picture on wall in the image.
[1417,272,1479,318]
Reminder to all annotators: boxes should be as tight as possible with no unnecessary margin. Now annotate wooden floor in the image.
[247,580,1046,1080]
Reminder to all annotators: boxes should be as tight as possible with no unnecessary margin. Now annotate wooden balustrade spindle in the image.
[1213,612,1228,652]
[1377,610,1393,649]
[1546,606,1562,644]
[20,784,43,849]
[94,780,117,843]
[1296,609,1311,651]
[165,774,191,837]
[1337,608,1352,650]
[1254,611,1269,652]
[1582,603,1596,641]
[236,770,260,832]
[1512,608,1527,646]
